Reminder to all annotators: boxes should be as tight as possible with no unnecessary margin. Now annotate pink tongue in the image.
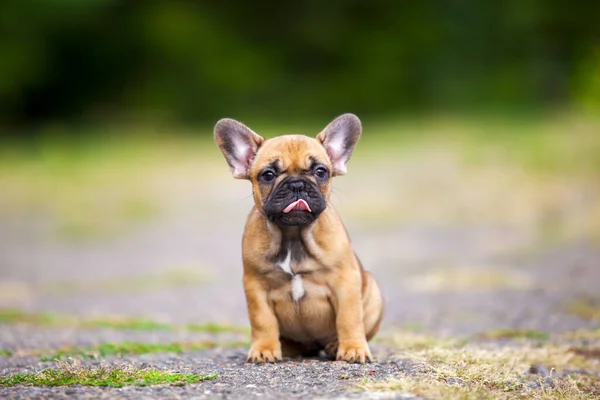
[283,199,312,213]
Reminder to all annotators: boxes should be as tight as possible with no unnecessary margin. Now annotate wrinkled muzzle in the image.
[262,178,327,226]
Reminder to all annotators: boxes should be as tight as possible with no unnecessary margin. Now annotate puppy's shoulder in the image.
[242,207,277,260]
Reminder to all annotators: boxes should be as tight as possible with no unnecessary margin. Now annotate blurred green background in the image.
[1,0,599,129]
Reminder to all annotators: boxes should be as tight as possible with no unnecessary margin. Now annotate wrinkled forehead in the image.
[252,135,331,173]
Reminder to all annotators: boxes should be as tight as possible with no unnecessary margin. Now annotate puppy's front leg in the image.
[244,274,282,363]
[333,271,372,363]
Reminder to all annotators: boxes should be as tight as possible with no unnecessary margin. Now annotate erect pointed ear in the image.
[214,118,265,179]
[316,113,362,176]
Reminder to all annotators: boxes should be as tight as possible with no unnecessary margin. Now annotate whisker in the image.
[332,186,346,195]
[321,201,336,224]
[330,190,343,204]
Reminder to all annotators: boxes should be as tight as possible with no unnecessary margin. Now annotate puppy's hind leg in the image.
[362,271,384,341]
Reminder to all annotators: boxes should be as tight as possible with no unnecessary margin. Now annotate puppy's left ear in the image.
[317,113,362,176]
[214,118,265,179]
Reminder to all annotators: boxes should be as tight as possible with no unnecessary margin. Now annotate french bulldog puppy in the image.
[214,114,383,363]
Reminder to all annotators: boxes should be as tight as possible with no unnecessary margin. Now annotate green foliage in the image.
[1,1,599,127]
[185,322,250,334]
[86,319,173,331]
[41,342,185,361]
[0,309,250,334]
[0,310,60,325]
[0,349,13,357]
[476,329,550,341]
[0,365,218,387]
[40,341,248,361]
[0,309,172,330]
[563,298,600,321]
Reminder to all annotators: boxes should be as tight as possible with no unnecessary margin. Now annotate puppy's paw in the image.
[336,341,372,364]
[247,341,282,363]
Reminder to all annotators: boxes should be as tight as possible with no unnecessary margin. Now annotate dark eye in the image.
[260,170,276,183]
[314,166,329,180]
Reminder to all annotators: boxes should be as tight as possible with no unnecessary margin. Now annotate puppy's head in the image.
[214,114,362,227]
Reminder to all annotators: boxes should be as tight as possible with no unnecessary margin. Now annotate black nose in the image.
[288,180,305,191]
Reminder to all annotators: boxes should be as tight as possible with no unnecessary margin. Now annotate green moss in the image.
[40,340,248,361]
[564,298,600,321]
[560,328,600,342]
[0,365,217,387]
[84,318,173,331]
[0,309,249,334]
[0,310,61,325]
[476,328,550,341]
[185,322,250,334]
[0,349,12,357]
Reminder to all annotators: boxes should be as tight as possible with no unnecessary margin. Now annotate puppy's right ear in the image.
[214,118,265,179]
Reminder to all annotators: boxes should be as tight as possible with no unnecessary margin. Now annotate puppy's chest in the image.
[267,245,326,302]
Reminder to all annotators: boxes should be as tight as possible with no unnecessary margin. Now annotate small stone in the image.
[529,364,551,376]
[445,377,464,385]
[526,381,541,390]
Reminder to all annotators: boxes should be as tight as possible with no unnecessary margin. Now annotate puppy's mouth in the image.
[262,178,326,226]
[282,199,312,213]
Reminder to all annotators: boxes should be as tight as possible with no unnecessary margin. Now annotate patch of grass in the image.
[185,322,250,334]
[0,309,249,335]
[0,309,168,330]
[560,328,600,342]
[564,298,600,321]
[0,349,12,357]
[360,336,600,399]
[84,318,173,331]
[41,342,186,361]
[476,328,550,341]
[360,374,599,399]
[40,340,249,361]
[0,310,62,325]
[0,363,218,387]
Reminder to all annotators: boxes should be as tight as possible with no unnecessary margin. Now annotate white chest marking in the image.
[291,275,305,301]
[278,250,292,274]
[277,250,305,301]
